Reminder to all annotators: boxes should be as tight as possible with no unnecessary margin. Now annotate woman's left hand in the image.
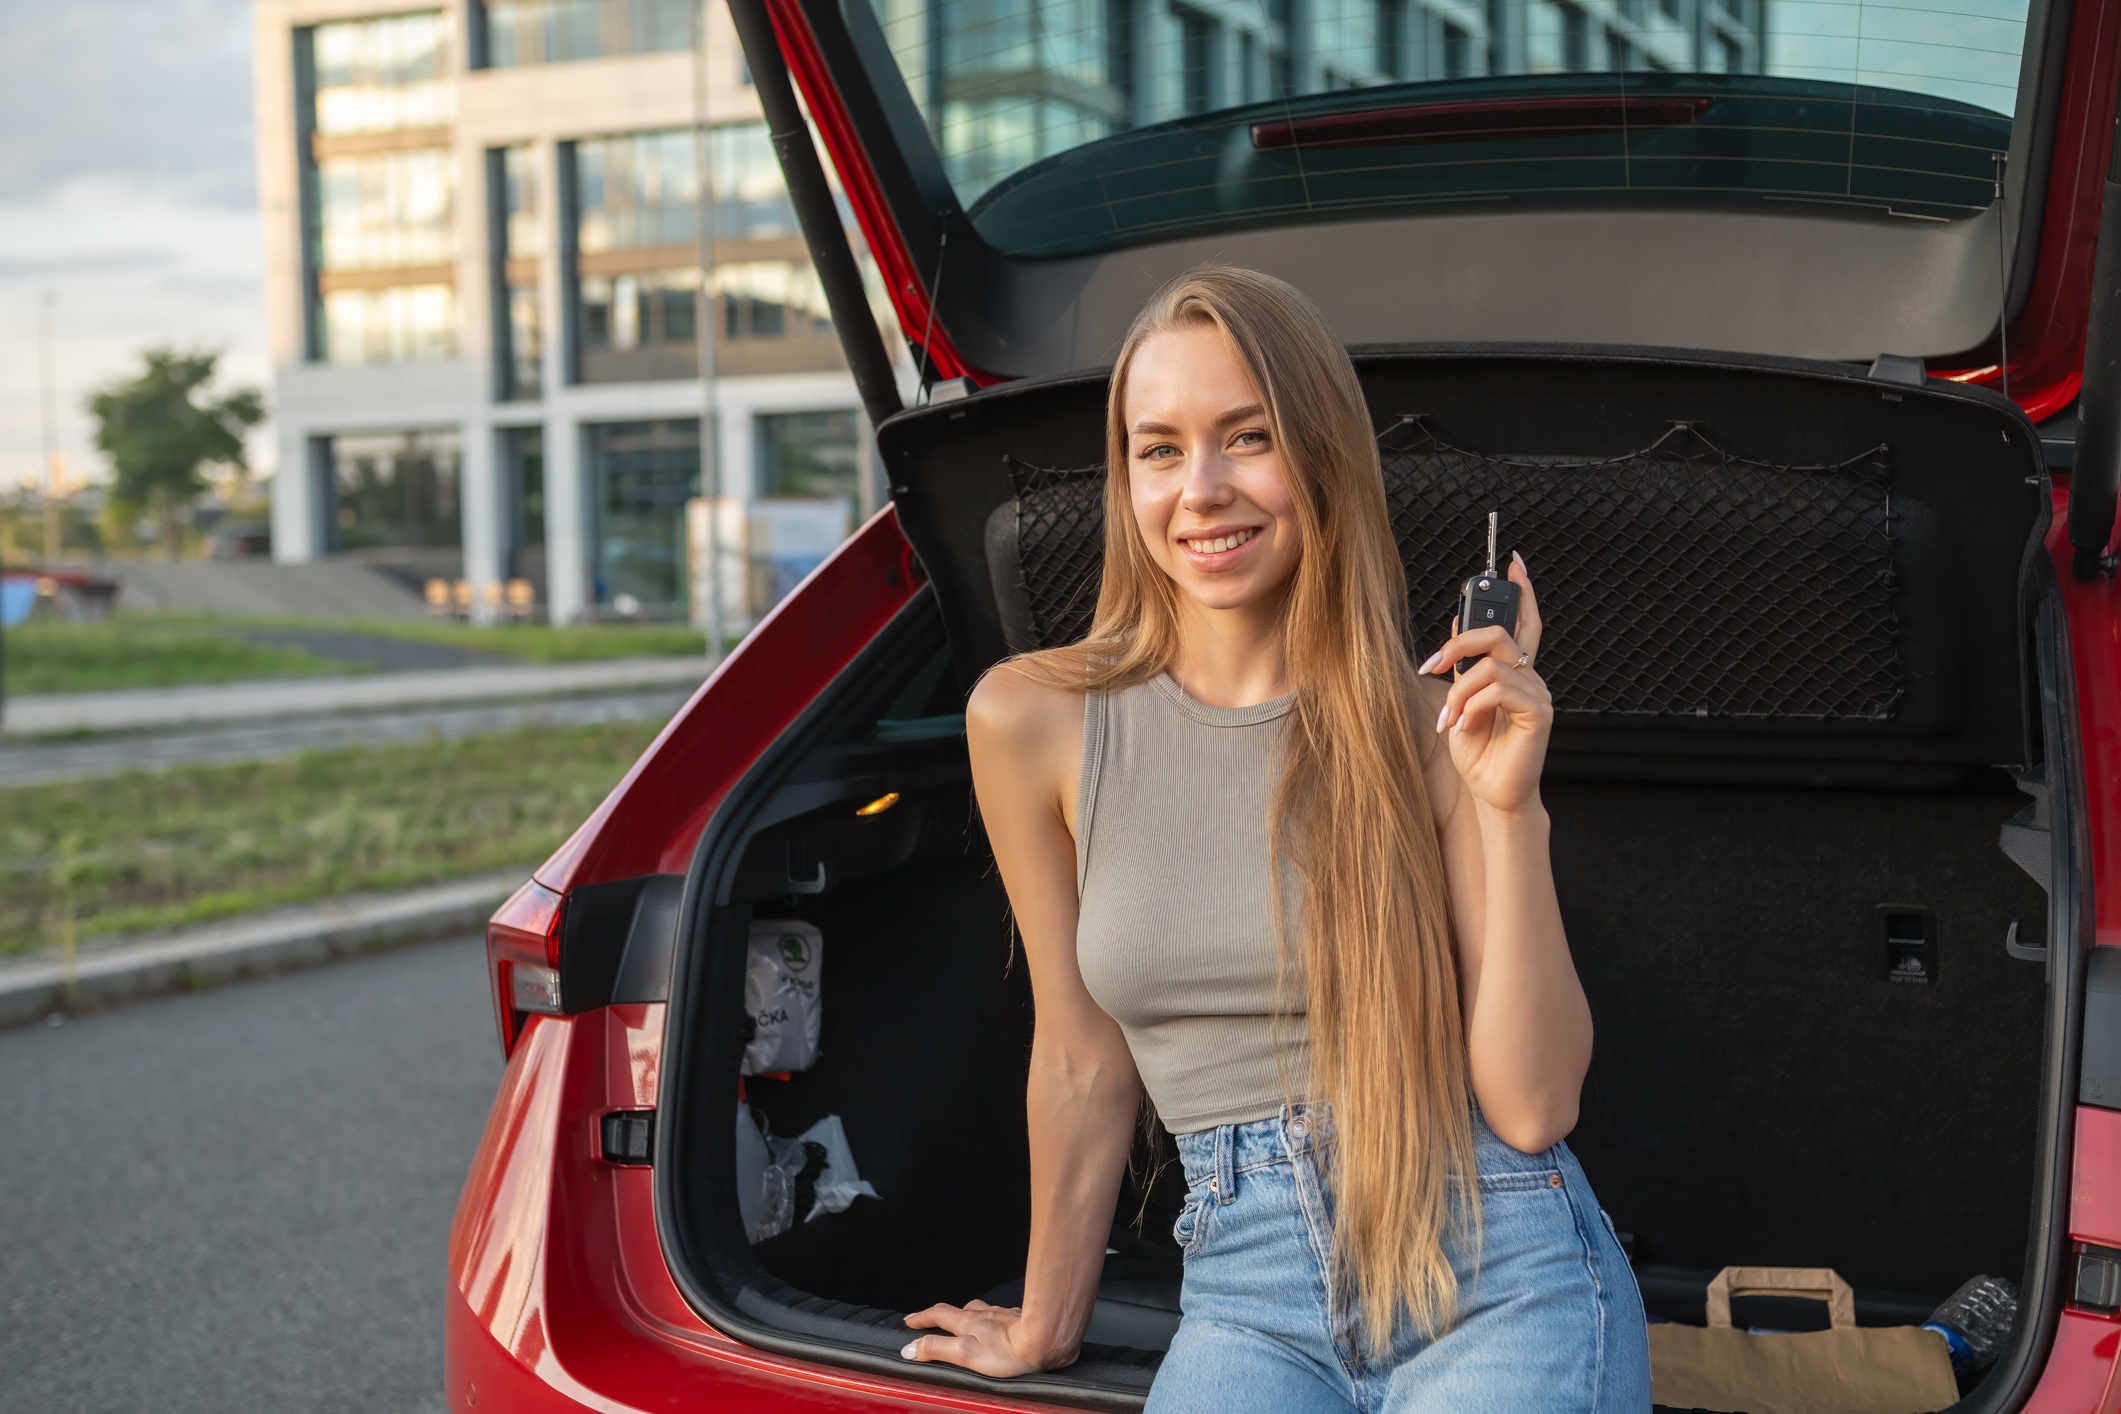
[1420,553,1553,815]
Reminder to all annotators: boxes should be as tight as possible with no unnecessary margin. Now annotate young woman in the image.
[900,266,1650,1411]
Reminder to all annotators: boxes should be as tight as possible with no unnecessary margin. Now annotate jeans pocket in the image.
[1171,1187,1213,1257]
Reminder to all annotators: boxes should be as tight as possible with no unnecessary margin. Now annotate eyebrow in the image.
[1129,404,1268,436]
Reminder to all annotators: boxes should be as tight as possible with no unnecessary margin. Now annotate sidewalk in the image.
[0,873,521,1026]
[1,656,710,736]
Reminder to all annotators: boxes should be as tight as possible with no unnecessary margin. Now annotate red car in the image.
[449,0,2121,1408]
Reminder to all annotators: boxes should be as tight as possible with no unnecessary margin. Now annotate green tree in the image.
[88,349,264,560]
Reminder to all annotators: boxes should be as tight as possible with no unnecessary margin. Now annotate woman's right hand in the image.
[901,1298,1064,1376]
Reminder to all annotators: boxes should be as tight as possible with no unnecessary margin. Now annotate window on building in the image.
[716,262,833,341]
[568,126,836,382]
[572,130,702,382]
[318,149,454,272]
[501,425,546,597]
[1658,0,1683,22]
[758,409,862,503]
[1175,5,1217,115]
[482,0,692,68]
[300,11,457,365]
[586,419,699,612]
[322,285,457,365]
[492,145,542,399]
[311,11,453,135]
[1442,21,1472,78]
[330,429,462,551]
[1376,0,1405,81]
[1561,3,1588,71]
[710,122,800,241]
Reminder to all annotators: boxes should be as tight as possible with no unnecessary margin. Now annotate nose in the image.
[1179,445,1236,516]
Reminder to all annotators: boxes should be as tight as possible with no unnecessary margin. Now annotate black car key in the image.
[1456,512,1520,673]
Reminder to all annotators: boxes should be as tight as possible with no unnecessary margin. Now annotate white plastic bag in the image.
[746,1112,880,1243]
[742,919,822,1075]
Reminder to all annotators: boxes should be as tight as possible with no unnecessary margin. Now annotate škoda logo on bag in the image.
[780,934,813,971]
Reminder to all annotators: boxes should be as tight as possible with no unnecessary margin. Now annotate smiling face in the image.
[1123,321,1304,616]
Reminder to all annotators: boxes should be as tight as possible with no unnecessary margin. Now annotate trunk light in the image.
[856,791,901,816]
[510,963,562,1015]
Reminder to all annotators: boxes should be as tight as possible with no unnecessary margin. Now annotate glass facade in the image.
[587,419,699,611]
[330,429,464,550]
[717,262,832,341]
[757,410,861,502]
[318,148,454,270]
[322,284,458,364]
[483,0,694,68]
[569,124,838,382]
[312,11,454,134]
[301,10,458,364]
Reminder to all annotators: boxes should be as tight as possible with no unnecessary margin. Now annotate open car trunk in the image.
[657,347,2084,1411]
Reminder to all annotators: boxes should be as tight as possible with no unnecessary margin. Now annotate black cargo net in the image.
[1004,420,1901,721]
[1007,454,1109,648]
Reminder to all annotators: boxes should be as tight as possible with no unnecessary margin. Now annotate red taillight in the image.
[486,879,566,1054]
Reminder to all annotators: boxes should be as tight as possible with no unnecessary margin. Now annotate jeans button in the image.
[1548,1174,1563,1188]
[1209,1176,1218,1193]
[1291,1117,1307,1137]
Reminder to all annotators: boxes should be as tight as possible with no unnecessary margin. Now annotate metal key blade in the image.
[1486,512,1498,576]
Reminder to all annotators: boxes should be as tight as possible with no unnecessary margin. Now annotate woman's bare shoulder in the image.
[966,660,1088,756]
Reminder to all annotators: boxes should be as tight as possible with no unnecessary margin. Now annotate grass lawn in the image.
[3,617,353,695]
[4,614,709,695]
[333,618,710,662]
[0,718,662,956]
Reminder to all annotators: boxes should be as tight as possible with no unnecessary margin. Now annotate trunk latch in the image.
[1878,905,1937,984]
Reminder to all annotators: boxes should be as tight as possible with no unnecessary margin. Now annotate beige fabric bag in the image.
[1648,1267,1961,1414]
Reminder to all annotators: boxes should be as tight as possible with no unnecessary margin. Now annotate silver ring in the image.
[1513,652,1529,670]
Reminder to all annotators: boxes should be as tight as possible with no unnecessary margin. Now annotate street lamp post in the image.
[692,0,726,665]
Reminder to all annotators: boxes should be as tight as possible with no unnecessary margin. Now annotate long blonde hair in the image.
[1012,265,1475,1347]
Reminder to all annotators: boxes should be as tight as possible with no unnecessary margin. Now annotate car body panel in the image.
[531,506,926,894]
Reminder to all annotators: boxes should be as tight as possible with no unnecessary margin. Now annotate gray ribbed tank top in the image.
[1075,673,1311,1134]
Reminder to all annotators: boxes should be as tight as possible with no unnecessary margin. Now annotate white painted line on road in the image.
[0,872,523,1026]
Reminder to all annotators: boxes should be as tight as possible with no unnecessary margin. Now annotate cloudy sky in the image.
[0,0,266,492]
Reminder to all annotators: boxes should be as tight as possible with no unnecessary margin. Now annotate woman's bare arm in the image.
[1419,558,1593,1154]
[901,666,1140,1374]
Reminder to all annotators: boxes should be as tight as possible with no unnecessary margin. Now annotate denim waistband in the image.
[1173,1103,1333,1201]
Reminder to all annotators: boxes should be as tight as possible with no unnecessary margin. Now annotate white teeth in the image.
[1187,528,1255,554]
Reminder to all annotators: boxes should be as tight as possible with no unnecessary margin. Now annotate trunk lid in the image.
[748,0,2115,419]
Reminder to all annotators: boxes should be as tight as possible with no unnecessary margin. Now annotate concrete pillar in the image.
[272,425,327,563]
[460,417,507,622]
[544,413,588,625]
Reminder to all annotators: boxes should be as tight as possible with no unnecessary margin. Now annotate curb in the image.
[0,873,522,1027]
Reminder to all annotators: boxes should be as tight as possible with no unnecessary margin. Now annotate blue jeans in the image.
[1148,1105,1651,1414]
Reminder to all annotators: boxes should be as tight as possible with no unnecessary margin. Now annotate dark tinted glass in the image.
[861,0,2026,257]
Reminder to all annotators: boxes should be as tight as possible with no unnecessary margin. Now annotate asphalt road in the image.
[0,937,501,1413]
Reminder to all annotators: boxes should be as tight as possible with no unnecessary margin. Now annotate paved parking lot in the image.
[0,937,499,1414]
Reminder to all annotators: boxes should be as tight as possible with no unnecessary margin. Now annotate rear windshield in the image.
[861,0,2029,257]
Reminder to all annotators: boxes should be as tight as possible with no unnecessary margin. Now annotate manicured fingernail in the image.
[1435,704,1450,733]
[1452,714,1466,735]
[901,1343,919,1359]
[1419,651,1442,674]
[1512,550,1525,568]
